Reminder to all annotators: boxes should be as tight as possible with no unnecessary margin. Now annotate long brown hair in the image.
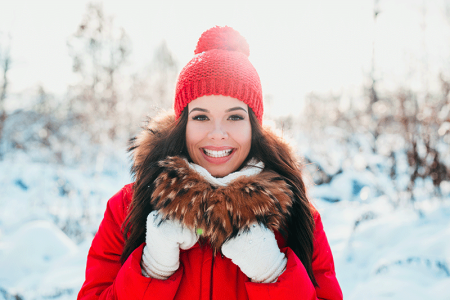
[121,110,189,263]
[121,108,317,286]
[246,110,317,286]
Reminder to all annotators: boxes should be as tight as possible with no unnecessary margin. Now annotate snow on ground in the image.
[0,152,449,299]
[316,196,450,299]
[0,151,131,300]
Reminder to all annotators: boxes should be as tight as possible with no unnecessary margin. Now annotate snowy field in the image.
[0,151,449,300]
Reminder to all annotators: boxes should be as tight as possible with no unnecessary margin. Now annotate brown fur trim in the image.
[130,111,176,170]
[151,156,294,253]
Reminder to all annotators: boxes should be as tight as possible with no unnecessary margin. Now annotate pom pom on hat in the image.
[174,26,263,123]
[194,26,250,57]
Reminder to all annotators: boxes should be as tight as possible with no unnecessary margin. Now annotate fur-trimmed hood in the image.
[130,112,295,252]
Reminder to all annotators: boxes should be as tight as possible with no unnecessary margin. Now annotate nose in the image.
[207,121,228,140]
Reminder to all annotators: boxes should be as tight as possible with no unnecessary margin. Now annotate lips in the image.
[203,148,233,158]
[200,147,236,165]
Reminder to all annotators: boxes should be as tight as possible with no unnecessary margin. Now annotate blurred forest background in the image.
[0,1,450,299]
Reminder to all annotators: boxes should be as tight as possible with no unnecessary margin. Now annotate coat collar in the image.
[152,156,293,253]
[187,158,264,187]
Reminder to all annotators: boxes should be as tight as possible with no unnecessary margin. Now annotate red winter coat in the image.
[78,183,342,300]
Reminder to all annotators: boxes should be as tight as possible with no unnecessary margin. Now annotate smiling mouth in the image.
[202,148,234,158]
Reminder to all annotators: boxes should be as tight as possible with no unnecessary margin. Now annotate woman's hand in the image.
[141,211,198,280]
[222,223,287,283]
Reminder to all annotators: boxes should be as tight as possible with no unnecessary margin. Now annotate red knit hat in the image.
[174,26,263,122]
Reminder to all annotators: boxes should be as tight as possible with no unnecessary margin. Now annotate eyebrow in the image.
[189,108,209,114]
[188,107,248,114]
[226,107,248,113]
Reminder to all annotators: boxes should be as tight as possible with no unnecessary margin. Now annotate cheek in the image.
[186,123,204,160]
[243,131,252,154]
[232,124,252,154]
[186,124,196,150]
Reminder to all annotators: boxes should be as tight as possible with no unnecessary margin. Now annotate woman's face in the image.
[186,95,252,177]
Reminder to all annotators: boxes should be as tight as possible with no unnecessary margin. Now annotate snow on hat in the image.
[174,26,263,122]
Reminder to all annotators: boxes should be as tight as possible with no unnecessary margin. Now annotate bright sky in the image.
[1,0,450,116]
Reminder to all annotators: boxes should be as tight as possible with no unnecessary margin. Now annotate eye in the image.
[228,114,245,121]
[192,114,209,121]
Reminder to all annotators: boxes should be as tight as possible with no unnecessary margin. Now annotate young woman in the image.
[78,26,343,300]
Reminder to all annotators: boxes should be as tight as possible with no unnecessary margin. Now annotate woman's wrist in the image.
[250,255,287,283]
[141,245,179,280]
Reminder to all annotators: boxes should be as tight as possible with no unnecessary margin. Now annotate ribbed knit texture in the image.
[141,211,198,280]
[222,223,287,283]
[174,26,263,123]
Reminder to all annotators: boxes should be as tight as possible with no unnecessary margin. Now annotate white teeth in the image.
[203,149,233,158]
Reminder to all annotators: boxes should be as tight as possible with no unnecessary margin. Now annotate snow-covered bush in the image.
[292,81,450,206]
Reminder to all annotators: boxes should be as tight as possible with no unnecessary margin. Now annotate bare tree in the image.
[67,2,131,142]
[367,0,381,109]
[150,41,178,110]
[0,33,11,159]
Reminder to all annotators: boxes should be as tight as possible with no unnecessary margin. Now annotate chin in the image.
[208,166,236,178]
[209,170,229,178]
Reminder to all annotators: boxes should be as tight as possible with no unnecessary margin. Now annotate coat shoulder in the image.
[310,206,324,232]
[105,183,135,225]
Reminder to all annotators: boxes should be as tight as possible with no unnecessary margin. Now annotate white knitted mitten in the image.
[222,223,287,283]
[141,211,198,280]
